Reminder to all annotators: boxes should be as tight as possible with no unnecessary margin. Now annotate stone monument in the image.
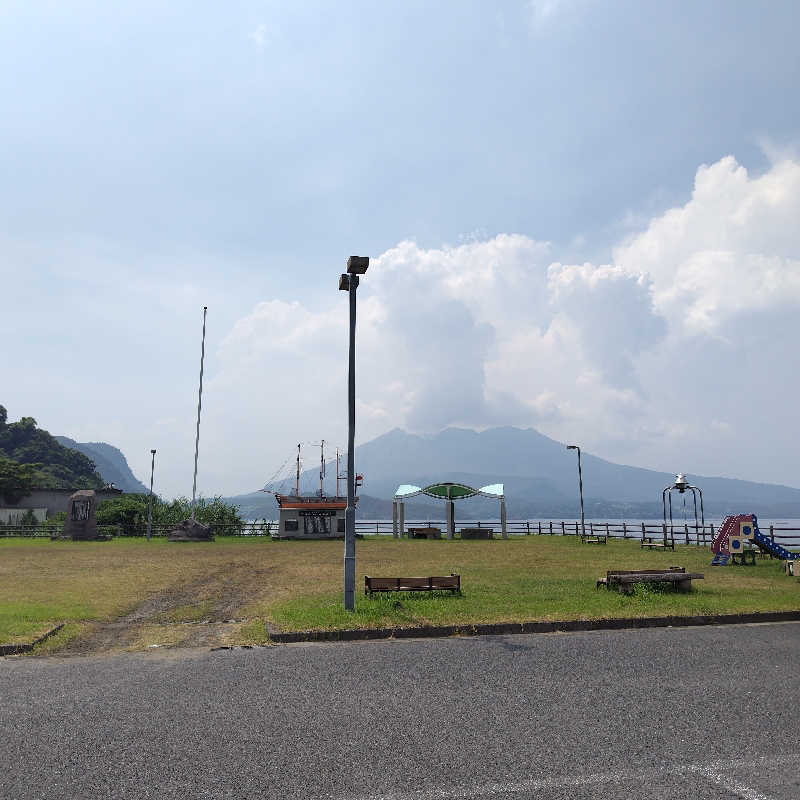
[63,489,100,540]
[167,518,214,542]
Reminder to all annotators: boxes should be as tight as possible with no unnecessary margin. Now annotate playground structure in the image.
[392,482,507,540]
[711,513,800,566]
[663,473,704,533]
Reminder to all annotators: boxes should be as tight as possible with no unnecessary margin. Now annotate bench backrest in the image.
[365,575,460,590]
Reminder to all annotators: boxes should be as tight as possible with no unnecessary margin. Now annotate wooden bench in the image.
[407,527,442,539]
[641,536,675,551]
[365,574,461,596]
[597,567,704,594]
[460,528,493,539]
[581,533,607,545]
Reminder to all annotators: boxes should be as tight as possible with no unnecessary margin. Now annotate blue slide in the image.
[752,518,799,561]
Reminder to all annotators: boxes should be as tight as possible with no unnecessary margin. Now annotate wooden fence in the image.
[3,519,799,548]
[354,519,800,547]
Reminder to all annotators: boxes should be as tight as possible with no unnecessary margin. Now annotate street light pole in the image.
[340,256,369,611]
[567,445,584,538]
[146,449,156,541]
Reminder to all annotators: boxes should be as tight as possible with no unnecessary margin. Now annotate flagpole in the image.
[191,306,207,521]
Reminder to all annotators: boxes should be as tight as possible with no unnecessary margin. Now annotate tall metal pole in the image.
[577,447,585,538]
[146,449,156,541]
[567,444,584,538]
[191,306,207,521]
[344,273,358,611]
[319,439,325,497]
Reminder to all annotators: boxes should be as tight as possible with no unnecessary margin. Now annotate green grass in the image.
[259,535,800,631]
[1,534,798,649]
[0,601,91,644]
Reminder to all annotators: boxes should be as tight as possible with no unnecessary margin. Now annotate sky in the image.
[2,0,799,498]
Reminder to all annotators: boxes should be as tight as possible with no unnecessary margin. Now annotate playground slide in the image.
[711,514,799,565]
[751,522,799,561]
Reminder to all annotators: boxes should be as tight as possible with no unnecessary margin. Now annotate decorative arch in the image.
[392,482,507,539]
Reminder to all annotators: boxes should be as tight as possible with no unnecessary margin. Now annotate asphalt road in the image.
[2,623,799,800]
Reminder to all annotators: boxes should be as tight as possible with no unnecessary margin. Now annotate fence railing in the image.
[0,521,278,538]
[351,519,800,547]
[2,519,800,548]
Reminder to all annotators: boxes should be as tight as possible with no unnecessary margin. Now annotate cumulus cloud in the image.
[547,262,665,384]
[209,154,800,490]
[614,156,800,334]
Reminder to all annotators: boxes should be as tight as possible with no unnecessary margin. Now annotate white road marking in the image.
[688,764,773,800]
[334,754,800,800]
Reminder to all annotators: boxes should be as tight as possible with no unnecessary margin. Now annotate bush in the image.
[97,494,244,535]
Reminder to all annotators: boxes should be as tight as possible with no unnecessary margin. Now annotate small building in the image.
[0,486,123,520]
[274,494,349,539]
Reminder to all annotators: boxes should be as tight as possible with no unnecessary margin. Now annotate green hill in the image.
[0,405,104,501]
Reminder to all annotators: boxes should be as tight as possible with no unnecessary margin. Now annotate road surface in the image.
[2,622,799,799]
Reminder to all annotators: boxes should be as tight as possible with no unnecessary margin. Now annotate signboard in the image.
[302,511,332,535]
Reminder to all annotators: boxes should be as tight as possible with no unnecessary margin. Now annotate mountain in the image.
[350,427,800,517]
[227,426,800,518]
[54,437,148,493]
[0,407,104,491]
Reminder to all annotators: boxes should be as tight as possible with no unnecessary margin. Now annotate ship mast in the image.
[319,439,325,497]
[295,443,300,496]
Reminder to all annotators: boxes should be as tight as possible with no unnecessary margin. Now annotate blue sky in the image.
[2,1,799,498]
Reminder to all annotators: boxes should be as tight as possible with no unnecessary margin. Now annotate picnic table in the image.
[597,567,704,594]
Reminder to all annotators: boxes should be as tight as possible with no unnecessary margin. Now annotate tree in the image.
[0,456,39,504]
[96,494,150,534]
[0,410,103,489]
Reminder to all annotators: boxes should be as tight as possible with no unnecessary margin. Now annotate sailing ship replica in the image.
[271,441,360,539]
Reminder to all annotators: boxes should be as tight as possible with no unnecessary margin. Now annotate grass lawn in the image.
[0,535,797,653]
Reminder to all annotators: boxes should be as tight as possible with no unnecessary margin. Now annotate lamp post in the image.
[339,255,369,611]
[146,449,156,541]
[566,445,584,538]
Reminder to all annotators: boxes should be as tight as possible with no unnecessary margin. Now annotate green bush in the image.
[97,494,244,535]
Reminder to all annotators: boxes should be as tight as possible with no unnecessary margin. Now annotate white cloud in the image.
[209,154,800,491]
[15,154,789,495]
[614,156,800,335]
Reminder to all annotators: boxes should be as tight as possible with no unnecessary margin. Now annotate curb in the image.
[0,624,65,656]
[267,610,800,644]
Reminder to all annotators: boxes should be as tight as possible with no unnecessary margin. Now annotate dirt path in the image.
[57,563,274,655]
